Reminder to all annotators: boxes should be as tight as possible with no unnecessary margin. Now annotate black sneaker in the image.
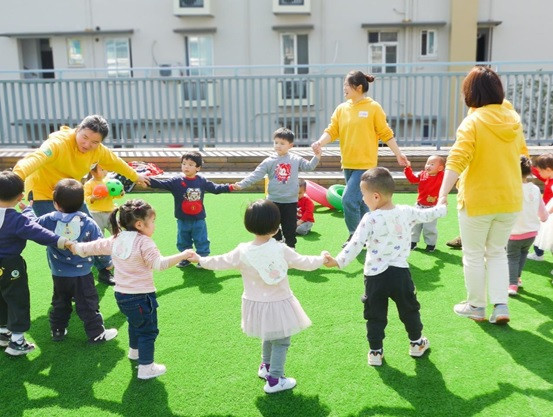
[411,242,417,250]
[177,260,191,268]
[98,268,115,285]
[0,331,11,347]
[5,338,36,356]
[341,235,353,248]
[51,328,67,342]
[426,245,436,253]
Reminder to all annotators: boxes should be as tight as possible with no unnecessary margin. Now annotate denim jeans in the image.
[342,169,369,234]
[176,218,210,256]
[115,292,159,365]
[31,198,112,271]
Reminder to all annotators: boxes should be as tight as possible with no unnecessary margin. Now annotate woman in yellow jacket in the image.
[438,66,528,325]
[13,115,149,284]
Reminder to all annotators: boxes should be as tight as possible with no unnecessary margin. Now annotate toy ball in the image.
[92,183,109,198]
[105,179,124,196]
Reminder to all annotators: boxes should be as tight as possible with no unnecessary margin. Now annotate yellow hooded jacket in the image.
[446,100,528,216]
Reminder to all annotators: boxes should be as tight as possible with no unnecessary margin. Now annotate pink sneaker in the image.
[508,285,518,296]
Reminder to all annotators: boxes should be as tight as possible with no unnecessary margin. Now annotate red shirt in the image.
[404,167,444,207]
[297,196,315,222]
[531,166,553,204]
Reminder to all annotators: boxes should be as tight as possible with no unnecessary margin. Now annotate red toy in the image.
[93,183,109,198]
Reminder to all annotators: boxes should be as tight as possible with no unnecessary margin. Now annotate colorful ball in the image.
[92,183,109,198]
[105,179,124,196]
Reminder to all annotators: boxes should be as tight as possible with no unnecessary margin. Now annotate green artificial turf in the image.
[3,192,553,416]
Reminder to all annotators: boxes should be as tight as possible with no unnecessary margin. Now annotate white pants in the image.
[458,209,518,307]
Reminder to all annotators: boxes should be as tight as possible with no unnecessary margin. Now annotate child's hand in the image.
[313,145,322,158]
[405,160,411,167]
[322,251,338,268]
[18,201,28,210]
[65,241,77,254]
[136,174,150,187]
[184,250,200,263]
[232,183,242,191]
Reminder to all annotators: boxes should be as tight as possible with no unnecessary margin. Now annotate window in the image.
[174,0,211,16]
[67,39,84,66]
[368,31,397,74]
[273,0,311,14]
[105,39,131,77]
[420,30,437,57]
[185,35,213,76]
[281,33,309,74]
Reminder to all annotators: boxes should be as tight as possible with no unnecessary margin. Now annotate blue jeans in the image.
[115,292,159,365]
[176,218,210,256]
[31,198,112,271]
[343,169,369,234]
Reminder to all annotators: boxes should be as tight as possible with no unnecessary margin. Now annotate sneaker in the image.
[0,332,11,347]
[128,348,139,360]
[409,337,430,357]
[517,278,523,288]
[98,268,115,285]
[195,262,203,269]
[176,260,191,268]
[341,235,353,248]
[90,328,118,343]
[5,338,35,356]
[263,376,297,394]
[446,236,462,249]
[453,301,486,321]
[138,362,167,380]
[489,304,510,325]
[258,363,270,379]
[508,285,519,296]
[368,349,383,366]
[411,242,417,250]
[51,328,67,342]
[426,245,436,253]
[527,253,544,261]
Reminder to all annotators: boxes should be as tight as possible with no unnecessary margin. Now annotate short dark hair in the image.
[361,167,395,196]
[345,70,375,94]
[78,115,110,140]
[53,179,84,213]
[244,199,281,235]
[0,170,24,201]
[298,178,307,190]
[462,66,505,108]
[520,155,532,177]
[181,151,203,168]
[273,127,295,143]
[534,153,553,170]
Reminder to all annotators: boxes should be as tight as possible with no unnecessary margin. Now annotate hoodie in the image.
[446,100,528,216]
[30,209,103,277]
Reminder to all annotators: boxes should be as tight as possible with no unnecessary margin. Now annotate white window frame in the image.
[105,38,131,78]
[368,32,398,74]
[66,38,84,67]
[185,35,214,76]
[420,29,437,58]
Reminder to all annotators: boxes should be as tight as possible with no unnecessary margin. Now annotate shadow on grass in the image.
[352,357,516,416]
[301,231,322,242]
[256,391,331,417]
[157,268,241,295]
[514,289,553,339]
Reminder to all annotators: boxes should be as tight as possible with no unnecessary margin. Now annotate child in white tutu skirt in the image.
[188,199,329,394]
[531,153,553,279]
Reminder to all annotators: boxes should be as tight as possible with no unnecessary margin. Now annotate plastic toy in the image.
[105,179,124,196]
[326,184,345,211]
[305,180,334,209]
[92,183,109,199]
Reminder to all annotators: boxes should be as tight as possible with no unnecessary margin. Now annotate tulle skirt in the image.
[241,296,312,340]
[534,215,553,251]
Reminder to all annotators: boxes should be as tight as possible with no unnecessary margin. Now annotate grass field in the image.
[3,192,553,416]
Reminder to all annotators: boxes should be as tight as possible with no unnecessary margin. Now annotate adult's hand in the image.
[135,174,150,187]
[311,141,322,154]
[396,153,409,167]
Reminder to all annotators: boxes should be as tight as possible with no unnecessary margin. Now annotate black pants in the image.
[273,202,297,248]
[0,256,31,333]
[50,273,104,340]
[363,266,423,350]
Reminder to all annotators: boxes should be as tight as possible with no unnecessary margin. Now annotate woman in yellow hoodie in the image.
[438,66,528,325]
[13,115,150,284]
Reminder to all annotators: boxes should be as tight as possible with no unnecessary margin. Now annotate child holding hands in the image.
[187,199,329,393]
[325,167,446,366]
[69,199,193,379]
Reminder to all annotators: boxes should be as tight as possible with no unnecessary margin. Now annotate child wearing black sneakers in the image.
[0,171,71,356]
[325,167,446,366]
[25,179,117,344]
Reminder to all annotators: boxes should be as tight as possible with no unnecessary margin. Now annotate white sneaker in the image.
[91,328,118,343]
[527,253,544,261]
[258,363,269,379]
[128,348,139,360]
[263,376,296,393]
[368,349,383,366]
[409,337,430,357]
[138,362,167,380]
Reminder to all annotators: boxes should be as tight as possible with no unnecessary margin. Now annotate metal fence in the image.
[1,62,552,149]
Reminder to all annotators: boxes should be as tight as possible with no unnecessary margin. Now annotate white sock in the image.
[410,337,423,344]
[11,332,24,342]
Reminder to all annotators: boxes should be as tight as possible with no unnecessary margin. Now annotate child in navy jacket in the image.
[148,151,234,267]
[0,171,70,356]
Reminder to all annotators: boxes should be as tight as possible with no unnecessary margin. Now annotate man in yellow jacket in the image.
[13,115,150,285]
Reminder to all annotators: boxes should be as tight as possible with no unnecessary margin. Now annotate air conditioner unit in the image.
[273,0,311,14]
[178,81,216,107]
[174,0,212,16]
[277,80,314,106]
